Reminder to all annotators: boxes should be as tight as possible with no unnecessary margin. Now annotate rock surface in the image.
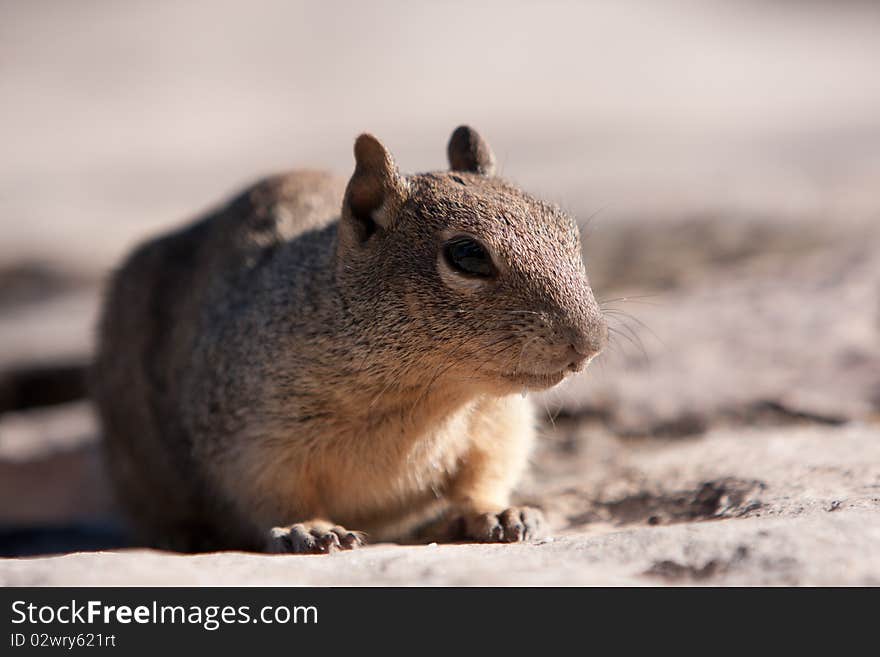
[3,422,879,586]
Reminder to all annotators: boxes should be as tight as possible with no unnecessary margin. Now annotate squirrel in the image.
[93,126,607,554]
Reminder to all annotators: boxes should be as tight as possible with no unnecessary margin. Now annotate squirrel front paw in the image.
[452,506,544,543]
[267,521,365,554]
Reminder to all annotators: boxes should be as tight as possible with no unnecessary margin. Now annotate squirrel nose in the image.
[564,344,593,372]
[563,322,608,372]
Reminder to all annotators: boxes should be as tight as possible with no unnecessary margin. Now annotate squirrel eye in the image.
[443,237,495,278]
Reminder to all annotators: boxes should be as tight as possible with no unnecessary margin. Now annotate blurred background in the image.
[1,0,879,579]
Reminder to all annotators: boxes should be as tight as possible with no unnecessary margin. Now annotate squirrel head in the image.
[336,126,607,393]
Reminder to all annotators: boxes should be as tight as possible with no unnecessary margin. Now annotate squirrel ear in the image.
[343,134,408,240]
[447,125,496,176]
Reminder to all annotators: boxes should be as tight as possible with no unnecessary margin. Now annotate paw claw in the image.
[455,506,544,544]
[333,526,364,549]
[267,522,365,554]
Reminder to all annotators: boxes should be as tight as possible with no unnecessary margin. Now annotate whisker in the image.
[597,293,661,306]
[602,308,665,350]
[607,325,649,364]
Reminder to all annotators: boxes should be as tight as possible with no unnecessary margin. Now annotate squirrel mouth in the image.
[497,369,569,390]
